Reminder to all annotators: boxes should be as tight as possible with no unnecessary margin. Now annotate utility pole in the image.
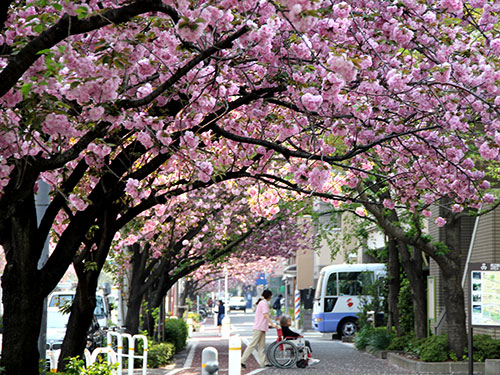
[36,180,50,362]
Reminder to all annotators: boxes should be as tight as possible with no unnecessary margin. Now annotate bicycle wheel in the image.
[270,341,298,369]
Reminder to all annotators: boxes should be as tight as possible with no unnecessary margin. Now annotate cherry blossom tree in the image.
[2,0,500,372]
[112,185,307,336]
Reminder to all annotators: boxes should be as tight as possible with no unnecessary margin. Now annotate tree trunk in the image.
[438,213,467,357]
[386,237,402,335]
[178,285,189,319]
[57,209,117,371]
[441,265,467,356]
[2,263,44,375]
[399,241,427,339]
[0,191,46,374]
[124,244,153,334]
[125,292,144,334]
[57,283,96,371]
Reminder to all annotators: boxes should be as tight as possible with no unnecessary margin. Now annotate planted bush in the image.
[419,334,449,362]
[164,318,188,353]
[64,357,118,375]
[355,326,393,351]
[387,335,414,351]
[354,325,375,351]
[148,342,176,368]
[367,327,393,351]
[471,334,500,362]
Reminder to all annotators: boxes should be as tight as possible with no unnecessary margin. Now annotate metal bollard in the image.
[202,347,219,375]
[221,315,231,339]
[228,336,241,375]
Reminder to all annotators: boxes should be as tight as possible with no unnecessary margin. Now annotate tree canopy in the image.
[1,0,500,373]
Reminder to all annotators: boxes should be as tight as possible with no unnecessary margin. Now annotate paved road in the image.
[143,311,415,375]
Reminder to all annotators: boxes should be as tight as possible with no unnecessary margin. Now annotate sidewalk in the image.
[143,317,263,375]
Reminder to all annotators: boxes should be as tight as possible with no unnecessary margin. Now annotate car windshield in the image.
[49,292,106,318]
[94,296,106,318]
[49,294,73,307]
[47,310,69,329]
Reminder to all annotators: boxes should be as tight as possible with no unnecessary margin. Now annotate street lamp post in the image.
[221,265,230,338]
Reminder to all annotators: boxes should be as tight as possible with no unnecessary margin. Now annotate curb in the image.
[387,352,485,375]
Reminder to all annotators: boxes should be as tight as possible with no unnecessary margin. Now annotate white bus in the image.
[312,263,386,337]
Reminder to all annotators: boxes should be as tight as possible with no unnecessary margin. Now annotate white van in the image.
[48,290,111,328]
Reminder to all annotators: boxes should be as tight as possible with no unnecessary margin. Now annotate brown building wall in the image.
[430,207,500,338]
[466,211,500,338]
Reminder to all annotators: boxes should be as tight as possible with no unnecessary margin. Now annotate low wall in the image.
[387,352,486,375]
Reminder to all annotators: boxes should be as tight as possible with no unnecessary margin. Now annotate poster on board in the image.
[469,263,500,327]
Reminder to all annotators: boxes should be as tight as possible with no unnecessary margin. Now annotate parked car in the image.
[48,289,111,328]
[228,296,247,312]
[46,307,68,351]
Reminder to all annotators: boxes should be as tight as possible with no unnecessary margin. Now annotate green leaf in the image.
[20,83,33,97]
[36,48,52,55]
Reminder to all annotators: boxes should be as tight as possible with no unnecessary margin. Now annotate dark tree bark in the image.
[124,244,151,334]
[0,164,98,375]
[386,237,402,335]
[431,212,467,356]
[398,239,427,339]
[360,189,468,357]
[365,186,427,338]
[57,208,117,371]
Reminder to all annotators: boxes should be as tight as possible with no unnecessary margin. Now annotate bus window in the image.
[326,273,338,296]
[338,271,374,295]
[324,297,338,312]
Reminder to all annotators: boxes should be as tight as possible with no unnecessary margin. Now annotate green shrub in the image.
[64,356,118,375]
[355,326,393,351]
[186,311,201,322]
[387,335,413,351]
[368,327,393,351]
[472,334,500,362]
[397,279,414,335]
[419,334,449,362]
[148,342,176,368]
[164,318,188,353]
[405,336,426,357]
[354,325,375,350]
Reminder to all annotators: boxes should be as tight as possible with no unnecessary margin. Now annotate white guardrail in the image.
[46,332,148,374]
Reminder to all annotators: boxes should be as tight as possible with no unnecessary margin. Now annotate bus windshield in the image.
[314,272,324,300]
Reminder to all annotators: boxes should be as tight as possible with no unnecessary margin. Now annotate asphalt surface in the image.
[139,315,415,375]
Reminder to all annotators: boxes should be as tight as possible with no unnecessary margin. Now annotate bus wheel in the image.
[339,319,357,337]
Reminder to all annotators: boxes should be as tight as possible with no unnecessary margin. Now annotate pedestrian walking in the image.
[241,289,277,368]
[272,294,283,318]
[215,299,225,335]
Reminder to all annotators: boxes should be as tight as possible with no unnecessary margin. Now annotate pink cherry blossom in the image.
[435,217,447,227]
[479,142,499,160]
[383,199,395,210]
[301,93,323,112]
